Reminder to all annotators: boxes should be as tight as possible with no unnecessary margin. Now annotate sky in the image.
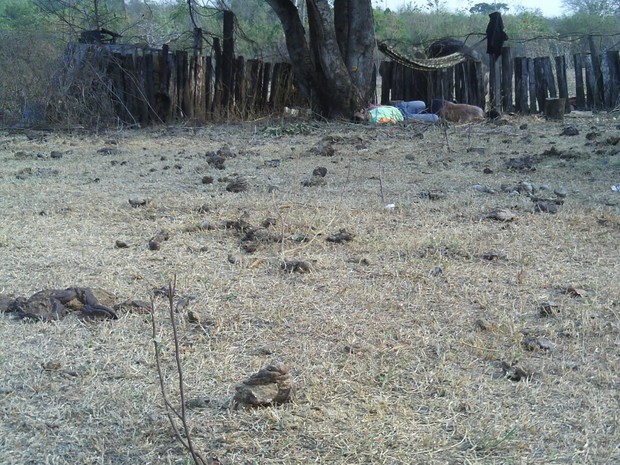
[381,0,566,18]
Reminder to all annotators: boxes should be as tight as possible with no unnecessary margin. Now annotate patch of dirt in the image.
[0,115,619,464]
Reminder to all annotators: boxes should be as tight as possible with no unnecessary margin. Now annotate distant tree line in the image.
[2,0,620,58]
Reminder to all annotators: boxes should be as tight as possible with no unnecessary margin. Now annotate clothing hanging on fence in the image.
[486,12,508,55]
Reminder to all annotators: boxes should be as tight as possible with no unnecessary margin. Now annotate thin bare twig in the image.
[151,276,209,465]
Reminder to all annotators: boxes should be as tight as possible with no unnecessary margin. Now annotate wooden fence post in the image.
[588,35,605,109]
[489,53,500,111]
[514,57,528,113]
[574,54,586,110]
[585,54,600,110]
[379,61,392,104]
[501,47,513,111]
[606,50,620,109]
[555,55,570,113]
[222,10,235,113]
[527,58,537,112]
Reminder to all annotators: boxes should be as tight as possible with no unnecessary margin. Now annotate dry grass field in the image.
[0,113,619,464]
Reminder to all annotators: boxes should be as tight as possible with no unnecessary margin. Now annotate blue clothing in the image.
[395,101,439,123]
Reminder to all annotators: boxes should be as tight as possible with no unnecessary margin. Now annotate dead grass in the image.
[0,114,619,464]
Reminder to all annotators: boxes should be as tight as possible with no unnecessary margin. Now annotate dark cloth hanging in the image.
[486,12,508,55]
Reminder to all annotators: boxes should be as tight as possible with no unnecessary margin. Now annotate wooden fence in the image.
[380,39,620,114]
[66,33,620,125]
[65,40,307,126]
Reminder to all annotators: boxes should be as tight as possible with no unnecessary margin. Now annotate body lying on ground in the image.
[356,99,485,125]
[355,100,439,124]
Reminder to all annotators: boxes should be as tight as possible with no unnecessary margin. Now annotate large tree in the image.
[264,0,376,118]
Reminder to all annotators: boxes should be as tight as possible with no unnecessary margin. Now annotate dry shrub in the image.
[0,32,121,129]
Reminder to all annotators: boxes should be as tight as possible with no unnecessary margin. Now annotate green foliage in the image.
[555,11,620,34]
[469,2,510,15]
[0,0,50,31]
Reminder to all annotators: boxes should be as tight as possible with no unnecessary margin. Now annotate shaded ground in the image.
[0,113,619,464]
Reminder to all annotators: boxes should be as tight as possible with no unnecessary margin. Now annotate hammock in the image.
[378,41,469,71]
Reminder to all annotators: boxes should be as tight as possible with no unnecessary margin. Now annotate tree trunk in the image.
[265,0,375,118]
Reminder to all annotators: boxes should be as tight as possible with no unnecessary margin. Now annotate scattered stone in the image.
[499,361,532,382]
[197,203,211,213]
[202,175,214,184]
[206,153,226,170]
[419,189,447,200]
[50,151,63,159]
[483,208,518,222]
[473,184,496,194]
[264,159,281,168]
[560,126,580,136]
[585,131,599,140]
[114,300,152,314]
[129,197,149,208]
[466,147,486,154]
[261,217,277,228]
[310,139,335,157]
[187,309,205,324]
[115,240,129,248]
[153,285,176,298]
[217,145,236,159]
[326,229,354,243]
[519,123,528,130]
[564,287,588,298]
[474,318,496,331]
[15,168,32,180]
[481,250,506,260]
[181,221,214,233]
[226,177,248,193]
[242,241,259,253]
[233,361,293,408]
[281,260,312,273]
[227,253,242,265]
[522,335,555,351]
[42,361,62,371]
[518,181,534,194]
[405,154,416,161]
[533,201,559,214]
[483,167,494,174]
[185,397,212,409]
[542,146,562,157]
[302,175,326,187]
[506,156,537,171]
[97,147,122,155]
[149,229,170,250]
[343,342,374,354]
[539,301,560,317]
[312,166,328,177]
[554,187,568,198]
[430,266,443,277]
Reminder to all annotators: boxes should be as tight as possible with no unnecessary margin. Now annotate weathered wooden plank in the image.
[554,55,570,113]
[541,56,557,98]
[527,58,537,112]
[472,60,485,109]
[606,50,620,109]
[501,47,513,111]
[574,54,586,110]
[234,56,245,116]
[379,61,392,104]
[222,11,235,112]
[588,35,605,108]
[584,54,599,110]
[391,63,404,102]
[489,53,500,110]
[514,57,528,113]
